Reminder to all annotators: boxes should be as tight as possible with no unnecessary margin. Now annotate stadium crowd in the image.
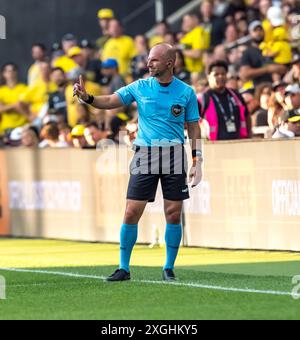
[1,0,300,149]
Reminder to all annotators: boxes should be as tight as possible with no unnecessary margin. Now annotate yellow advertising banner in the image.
[0,150,10,235]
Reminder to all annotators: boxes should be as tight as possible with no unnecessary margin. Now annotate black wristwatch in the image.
[83,95,94,105]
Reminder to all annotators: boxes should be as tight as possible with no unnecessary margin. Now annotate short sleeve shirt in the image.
[116,77,199,146]
[240,46,272,86]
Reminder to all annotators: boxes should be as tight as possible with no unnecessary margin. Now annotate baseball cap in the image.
[239,87,255,96]
[71,125,85,137]
[272,81,288,91]
[267,6,285,27]
[62,33,77,42]
[97,8,114,20]
[283,110,300,123]
[285,84,300,95]
[102,58,119,69]
[67,46,83,58]
[248,20,263,33]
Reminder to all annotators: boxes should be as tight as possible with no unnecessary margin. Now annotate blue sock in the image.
[164,224,182,270]
[120,223,138,273]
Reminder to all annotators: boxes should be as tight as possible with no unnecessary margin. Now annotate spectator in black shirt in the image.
[48,67,68,123]
[101,59,126,95]
[80,39,105,85]
[198,60,252,141]
[240,21,286,87]
[68,46,102,85]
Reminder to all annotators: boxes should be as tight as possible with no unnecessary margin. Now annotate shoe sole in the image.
[162,275,176,281]
[106,277,131,282]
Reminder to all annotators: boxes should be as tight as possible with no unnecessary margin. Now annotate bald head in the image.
[147,43,177,80]
[150,43,176,64]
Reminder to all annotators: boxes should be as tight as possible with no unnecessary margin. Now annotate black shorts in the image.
[127,145,189,202]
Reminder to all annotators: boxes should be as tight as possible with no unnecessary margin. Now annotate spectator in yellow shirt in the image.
[262,27,292,65]
[101,19,137,78]
[259,0,273,43]
[0,63,28,136]
[96,8,115,50]
[149,20,171,48]
[27,43,47,86]
[179,13,210,75]
[20,61,57,120]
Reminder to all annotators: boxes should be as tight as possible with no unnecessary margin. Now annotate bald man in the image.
[74,44,203,282]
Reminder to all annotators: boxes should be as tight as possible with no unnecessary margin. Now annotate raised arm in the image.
[73,75,123,109]
[240,64,286,82]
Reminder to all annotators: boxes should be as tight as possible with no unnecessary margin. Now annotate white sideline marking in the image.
[0,267,298,298]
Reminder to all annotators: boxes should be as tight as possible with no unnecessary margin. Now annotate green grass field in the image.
[0,238,300,320]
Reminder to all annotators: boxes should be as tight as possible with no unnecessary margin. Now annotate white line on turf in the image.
[0,267,299,298]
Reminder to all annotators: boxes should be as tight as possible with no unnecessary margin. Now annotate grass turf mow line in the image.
[1,267,299,298]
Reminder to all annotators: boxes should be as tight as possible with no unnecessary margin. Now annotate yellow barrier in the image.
[2,139,300,250]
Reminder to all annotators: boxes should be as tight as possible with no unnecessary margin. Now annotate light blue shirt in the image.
[115,77,199,146]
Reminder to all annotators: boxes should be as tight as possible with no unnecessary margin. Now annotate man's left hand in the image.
[189,161,203,188]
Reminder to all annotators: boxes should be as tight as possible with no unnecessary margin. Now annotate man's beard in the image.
[253,37,264,44]
[57,81,67,88]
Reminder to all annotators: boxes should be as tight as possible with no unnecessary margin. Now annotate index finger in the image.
[79,75,84,88]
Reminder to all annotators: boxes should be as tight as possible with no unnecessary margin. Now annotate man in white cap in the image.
[272,109,300,139]
[284,84,300,112]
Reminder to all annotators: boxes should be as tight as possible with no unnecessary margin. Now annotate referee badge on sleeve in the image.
[171,104,184,117]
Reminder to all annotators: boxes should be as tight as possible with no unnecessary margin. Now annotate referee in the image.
[74,44,203,282]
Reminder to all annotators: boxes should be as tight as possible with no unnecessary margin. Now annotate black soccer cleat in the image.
[162,269,176,281]
[106,269,131,282]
